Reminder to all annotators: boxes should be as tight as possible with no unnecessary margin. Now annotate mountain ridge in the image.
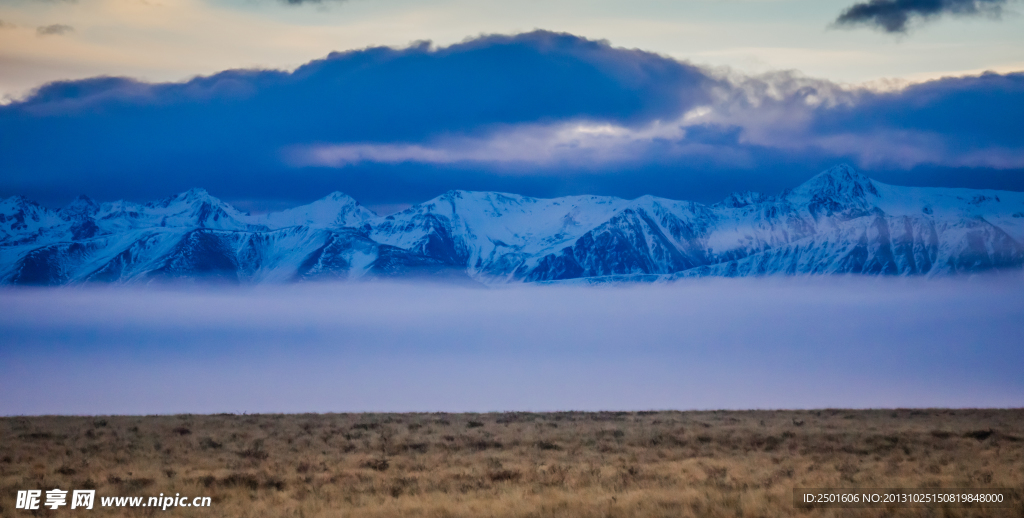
[3,164,1023,285]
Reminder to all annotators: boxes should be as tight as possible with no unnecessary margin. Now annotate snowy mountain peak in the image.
[313,191,362,209]
[255,191,376,229]
[412,190,518,217]
[324,191,352,202]
[2,195,41,211]
[798,163,878,198]
[0,195,63,243]
[138,188,254,230]
[787,164,880,217]
[719,191,771,209]
[61,195,99,220]
[148,188,224,209]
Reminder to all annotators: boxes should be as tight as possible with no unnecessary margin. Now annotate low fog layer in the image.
[2,276,1022,414]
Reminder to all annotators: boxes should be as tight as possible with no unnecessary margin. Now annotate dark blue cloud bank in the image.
[834,0,1008,33]
[1,30,1022,210]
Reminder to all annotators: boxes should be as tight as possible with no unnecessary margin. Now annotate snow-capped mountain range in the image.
[2,165,1022,285]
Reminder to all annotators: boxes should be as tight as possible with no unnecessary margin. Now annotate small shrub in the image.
[703,465,727,485]
[264,477,286,491]
[222,473,259,490]
[362,458,389,471]
[964,429,994,441]
[488,469,522,482]
[468,439,503,451]
[974,470,994,484]
[200,437,223,450]
[238,440,269,460]
[125,478,155,490]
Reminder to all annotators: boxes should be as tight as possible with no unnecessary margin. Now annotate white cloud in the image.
[284,119,755,171]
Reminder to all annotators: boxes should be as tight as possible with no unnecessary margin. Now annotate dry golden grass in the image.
[2,409,1023,517]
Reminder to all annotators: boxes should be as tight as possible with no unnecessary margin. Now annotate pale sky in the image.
[2,0,1023,101]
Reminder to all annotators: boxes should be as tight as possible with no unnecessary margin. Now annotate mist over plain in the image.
[1,276,1022,415]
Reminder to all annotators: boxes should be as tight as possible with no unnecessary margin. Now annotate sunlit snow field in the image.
[2,275,1023,415]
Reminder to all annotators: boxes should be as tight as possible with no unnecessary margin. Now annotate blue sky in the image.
[0,0,1022,212]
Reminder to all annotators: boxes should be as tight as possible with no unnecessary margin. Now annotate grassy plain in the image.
[2,410,1023,517]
